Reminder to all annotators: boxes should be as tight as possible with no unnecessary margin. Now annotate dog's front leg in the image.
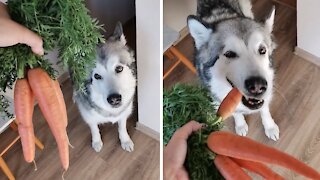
[233,113,248,136]
[88,123,103,152]
[260,106,280,141]
[118,118,134,152]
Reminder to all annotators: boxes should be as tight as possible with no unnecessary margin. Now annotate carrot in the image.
[208,131,320,179]
[217,88,242,119]
[53,80,68,127]
[231,158,285,180]
[27,68,69,170]
[214,155,251,180]
[14,78,35,163]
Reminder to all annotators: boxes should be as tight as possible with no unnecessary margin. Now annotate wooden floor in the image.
[164,1,320,179]
[0,79,159,180]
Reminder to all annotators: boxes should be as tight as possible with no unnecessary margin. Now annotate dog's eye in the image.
[94,73,102,80]
[115,66,123,73]
[258,46,267,55]
[224,51,237,58]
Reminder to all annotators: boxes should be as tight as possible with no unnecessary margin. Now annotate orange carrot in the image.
[208,131,320,179]
[14,79,35,163]
[214,155,251,180]
[217,88,242,119]
[53,81,68,127]
[231,158,285,180]
[27,68,69,170]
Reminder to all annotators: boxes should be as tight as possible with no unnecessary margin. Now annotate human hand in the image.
[164,121,203,180]
[0,3,44,55]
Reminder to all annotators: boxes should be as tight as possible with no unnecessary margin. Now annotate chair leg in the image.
[163,61,181,80]
[0,157,15,180]
[35,137,44,150]
[164,49,175,60]
[169,46,197,74]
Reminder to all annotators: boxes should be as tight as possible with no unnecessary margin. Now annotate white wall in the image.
[297,0,320,58]
[164,0,196,32]
[136,0,160,133]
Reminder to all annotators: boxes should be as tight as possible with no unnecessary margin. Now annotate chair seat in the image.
[0,96,15,134]
[163,25,179,51]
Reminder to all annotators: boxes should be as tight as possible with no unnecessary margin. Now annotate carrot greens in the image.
[0,0,104,117]
[163,84,224,179]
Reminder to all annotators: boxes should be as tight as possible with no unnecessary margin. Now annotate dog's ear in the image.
[97,44,106,59]
[187,15,212,49]
[265,6,275,33]
[112,22,127,46]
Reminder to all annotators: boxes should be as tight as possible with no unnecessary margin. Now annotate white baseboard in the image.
[136,122,160,141]
[294,47,320,66]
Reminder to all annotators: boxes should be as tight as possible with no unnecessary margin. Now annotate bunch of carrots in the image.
[209,88,320,179]
[14,67,69,171]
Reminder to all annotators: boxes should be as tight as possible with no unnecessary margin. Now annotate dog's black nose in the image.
[245,76,267,96]
[107,94,122,106]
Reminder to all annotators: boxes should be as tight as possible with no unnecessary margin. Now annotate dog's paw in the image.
[121,139,134,152]
[92,141,103,152]
[264,124,280,141]
[235,123,248,136]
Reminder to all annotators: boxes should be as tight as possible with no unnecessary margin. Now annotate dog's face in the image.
[188,9,276,110]
[90,23,136,110]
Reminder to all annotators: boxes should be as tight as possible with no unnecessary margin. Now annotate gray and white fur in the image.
[188,0,280,140]
[74,22,136,152]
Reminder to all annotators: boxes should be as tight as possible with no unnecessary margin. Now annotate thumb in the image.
[18,24,44,55]
[173,121,202,140]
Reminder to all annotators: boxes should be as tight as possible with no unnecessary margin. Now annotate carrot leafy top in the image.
[0,0,104,92]
[0,0,104,118]
[163,84,224,179]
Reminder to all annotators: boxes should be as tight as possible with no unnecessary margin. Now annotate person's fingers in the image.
[0,17,44,55]
[18,25,44,55]
[173,121,202,140]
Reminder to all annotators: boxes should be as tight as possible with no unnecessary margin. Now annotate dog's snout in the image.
[245,76,267,96]
[107,94,122,106]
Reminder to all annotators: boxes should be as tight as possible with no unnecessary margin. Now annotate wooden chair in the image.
[0,96,44,180]
[163,25,196,79]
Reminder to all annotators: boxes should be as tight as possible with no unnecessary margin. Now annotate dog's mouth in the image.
[241,96,264,110]
[226,78,264,110]
[111,103,122,108]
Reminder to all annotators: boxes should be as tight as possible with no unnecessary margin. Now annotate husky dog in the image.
[188,0,279,140]
[74,22,136,152]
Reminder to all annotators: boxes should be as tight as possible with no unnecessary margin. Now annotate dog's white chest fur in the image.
[77,102,133,125]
